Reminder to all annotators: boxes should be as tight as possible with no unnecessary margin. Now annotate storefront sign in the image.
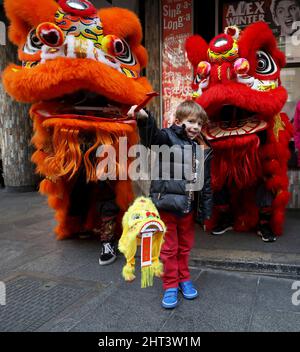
[222,0,300,63]
[161,0,193,127]
[222,0,274,31]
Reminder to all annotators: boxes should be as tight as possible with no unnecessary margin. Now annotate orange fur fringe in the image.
[31,107,138,239]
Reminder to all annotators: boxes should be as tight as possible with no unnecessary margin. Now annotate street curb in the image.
[190,257,300,277]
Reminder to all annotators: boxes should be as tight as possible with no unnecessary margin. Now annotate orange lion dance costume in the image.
[186,23,293,239]
[3,0,152,244]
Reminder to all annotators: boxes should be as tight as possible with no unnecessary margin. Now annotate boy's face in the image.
[175,114,202,140]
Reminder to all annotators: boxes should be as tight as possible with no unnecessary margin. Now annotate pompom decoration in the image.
[234,58,250,75]
[101,34,125,57]
[197,61,211,78]
[225,26,240,40]
[36,22,65,47]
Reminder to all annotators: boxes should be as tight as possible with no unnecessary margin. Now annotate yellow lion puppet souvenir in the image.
[119,197,166,288]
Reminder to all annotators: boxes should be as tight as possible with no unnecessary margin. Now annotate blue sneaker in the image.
[162,288,179,309]
[179,281,198,300]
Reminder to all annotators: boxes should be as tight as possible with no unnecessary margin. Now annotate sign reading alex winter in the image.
[222,1,275,33]
[222,0,300,63]
[162,0,193,127]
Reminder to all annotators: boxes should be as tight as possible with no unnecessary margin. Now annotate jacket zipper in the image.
[196,148,212,216]
[184,141,197,213]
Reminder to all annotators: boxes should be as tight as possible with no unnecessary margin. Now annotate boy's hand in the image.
[127,106,148,120]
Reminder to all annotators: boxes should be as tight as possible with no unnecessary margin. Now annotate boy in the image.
[128,100,212,309]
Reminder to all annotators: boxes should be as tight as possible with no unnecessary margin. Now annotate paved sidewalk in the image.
[0,190,300,332]
[191,210,300,276]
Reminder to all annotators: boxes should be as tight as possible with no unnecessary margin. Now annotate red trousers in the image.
[160,211,195,290]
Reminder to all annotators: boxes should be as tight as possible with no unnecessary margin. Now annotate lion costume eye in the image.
[102,35,136,66]
[256,50,277,75]
[132,214,142,221]
[24,29,43,54]
[115,39,136,66]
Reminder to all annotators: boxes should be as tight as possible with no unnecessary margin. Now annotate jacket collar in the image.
[170,123,190,140]
[170,124,212,148]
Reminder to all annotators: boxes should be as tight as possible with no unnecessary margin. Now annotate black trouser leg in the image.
[95,182,120,243]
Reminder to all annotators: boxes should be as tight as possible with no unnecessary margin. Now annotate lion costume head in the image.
[2,0,152,239]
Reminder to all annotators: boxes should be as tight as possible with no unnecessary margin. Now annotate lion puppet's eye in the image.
[102,35,136,66]
[132,214,142,221]
[256,50,277,75]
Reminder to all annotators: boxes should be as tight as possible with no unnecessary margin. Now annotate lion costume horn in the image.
[119,197,166,288]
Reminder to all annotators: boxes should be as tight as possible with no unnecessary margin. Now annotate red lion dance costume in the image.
[186,23,293,240]
[2,0,152,257]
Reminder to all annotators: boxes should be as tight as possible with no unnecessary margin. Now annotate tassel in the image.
[141,266,154,288]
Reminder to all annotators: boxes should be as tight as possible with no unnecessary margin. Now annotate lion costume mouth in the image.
[203,105,268,140]
[33,90,135,124]
[198,82,287,143]
[139,221,164,236]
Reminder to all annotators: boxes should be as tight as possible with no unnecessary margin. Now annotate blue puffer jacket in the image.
[137,112,213,222]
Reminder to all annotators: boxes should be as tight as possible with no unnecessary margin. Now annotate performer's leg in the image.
[68,165,93,237]
[96,181,120,265]
[211,185,234,235]
[256,183,276,243]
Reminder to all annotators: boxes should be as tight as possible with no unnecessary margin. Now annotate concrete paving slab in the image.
[17,245,100,277]
[254,276,300,313]
[69,284,172,332]
[160,270,258,332]
[0,274,95,332]
[249,310,300,332]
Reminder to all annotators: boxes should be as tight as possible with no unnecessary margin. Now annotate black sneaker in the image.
[211,213,233,235]
[99,241,117,266]
[257,224,277,243]
[211,224,233,235]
